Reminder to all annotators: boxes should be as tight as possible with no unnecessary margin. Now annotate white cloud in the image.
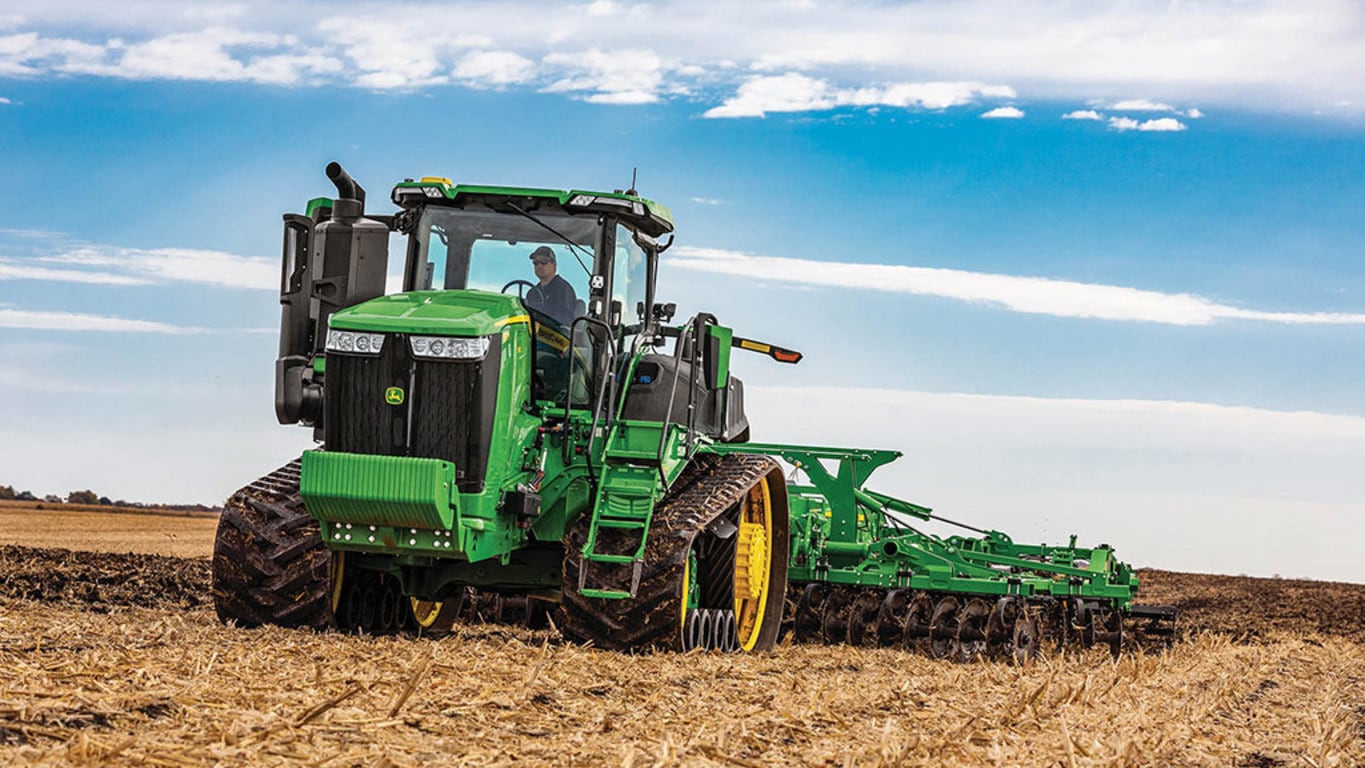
[1,231,277,290]
[39,245,276,290]
[980,105,1023,119]
[1110,98,1175,111]
[1186,107,1205,118]
[1,3,1363,114]
[585,1,620,16]
[0,27,341,85]
[847,81,1015,110]
[452,50,535,87]
[1138,116,1187,131]
[1062,109,1102,120]
[0,96,11,104]
[704,74,1014,118]
[1110,115,1187,132]
[690,197,722,206]
[0,31,107,76]
[542,48,664,104]
[0,308,201,333]
[113,28,281,81]
[316,17,475,89]
[667,246,1365,326]
[0,259,152,285]
[703,72,832,117]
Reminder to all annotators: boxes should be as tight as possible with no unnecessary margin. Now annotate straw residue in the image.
[0,546,1362,766]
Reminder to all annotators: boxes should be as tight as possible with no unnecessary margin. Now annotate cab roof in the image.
[390,177,675,237]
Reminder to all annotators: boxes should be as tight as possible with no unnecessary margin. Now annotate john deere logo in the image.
[384,386,405,406]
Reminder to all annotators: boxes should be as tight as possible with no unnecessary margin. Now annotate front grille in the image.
[324,335,500,493]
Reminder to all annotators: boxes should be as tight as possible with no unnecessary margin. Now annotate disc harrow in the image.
[779,584,1173,662]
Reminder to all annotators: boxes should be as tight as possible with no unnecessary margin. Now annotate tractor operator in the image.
[525,245,577,327]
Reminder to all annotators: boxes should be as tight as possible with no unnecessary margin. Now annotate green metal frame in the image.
[706,442,1138,608]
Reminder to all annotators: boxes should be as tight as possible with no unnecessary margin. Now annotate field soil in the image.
[0,511,1362,766]
[0,502,218,560]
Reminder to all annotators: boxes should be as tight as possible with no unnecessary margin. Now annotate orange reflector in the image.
[771,348,802,363]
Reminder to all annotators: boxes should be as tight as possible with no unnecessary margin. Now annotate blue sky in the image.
[2,1,1363,580]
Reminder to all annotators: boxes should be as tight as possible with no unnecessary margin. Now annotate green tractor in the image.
[211,163,1173,659]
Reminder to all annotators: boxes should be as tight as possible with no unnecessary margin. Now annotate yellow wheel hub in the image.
[734,521,769,600]
[410,598,447,629]
[733,477,774,651]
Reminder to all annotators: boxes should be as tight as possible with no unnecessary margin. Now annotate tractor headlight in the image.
[326,330,386,355]
[409,335,489,360]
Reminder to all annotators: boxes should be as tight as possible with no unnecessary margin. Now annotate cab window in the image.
[612,224,648,323]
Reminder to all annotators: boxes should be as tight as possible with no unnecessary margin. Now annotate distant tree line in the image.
[0,484,219,512]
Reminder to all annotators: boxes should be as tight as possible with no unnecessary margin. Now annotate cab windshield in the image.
[408,205,598,328]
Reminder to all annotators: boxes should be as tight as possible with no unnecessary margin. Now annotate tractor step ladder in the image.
[578,426,665,599]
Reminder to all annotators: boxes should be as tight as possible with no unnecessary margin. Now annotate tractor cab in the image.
[274,164,679,433]
[389,178,672,409]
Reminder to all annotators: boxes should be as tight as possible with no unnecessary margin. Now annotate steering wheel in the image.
[501,279,536,299]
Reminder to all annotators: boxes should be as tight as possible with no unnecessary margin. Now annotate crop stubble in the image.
[0,512,1362,766]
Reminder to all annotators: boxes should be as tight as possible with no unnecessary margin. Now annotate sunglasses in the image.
[532,258,554,265]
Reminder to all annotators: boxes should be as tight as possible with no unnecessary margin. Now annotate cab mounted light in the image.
[391,187,425,205]
[733,336,803,364]
[566,194,647,217]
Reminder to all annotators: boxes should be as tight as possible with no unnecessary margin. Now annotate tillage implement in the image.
[212,163,1175,660]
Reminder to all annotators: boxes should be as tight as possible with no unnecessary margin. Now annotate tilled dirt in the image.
[0,545,210,611]
[2,544,1362,644]
[1135,568,1365,644]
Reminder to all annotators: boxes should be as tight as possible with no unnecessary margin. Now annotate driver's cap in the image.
[530,246,555,263]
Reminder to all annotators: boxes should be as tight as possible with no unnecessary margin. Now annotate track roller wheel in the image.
[358,585,378,631]
[378,581,402,632]
[714,610,738,652]
[681,608,739,651]
[683,607,712,650]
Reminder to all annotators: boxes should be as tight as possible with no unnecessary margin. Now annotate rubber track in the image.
[211,459,335,630]
[559,452,779,651]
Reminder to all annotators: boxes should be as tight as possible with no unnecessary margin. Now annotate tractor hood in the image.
[328,290,527,336]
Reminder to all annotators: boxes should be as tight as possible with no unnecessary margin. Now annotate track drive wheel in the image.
[211,459,336,630]
[560,454,788,652]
